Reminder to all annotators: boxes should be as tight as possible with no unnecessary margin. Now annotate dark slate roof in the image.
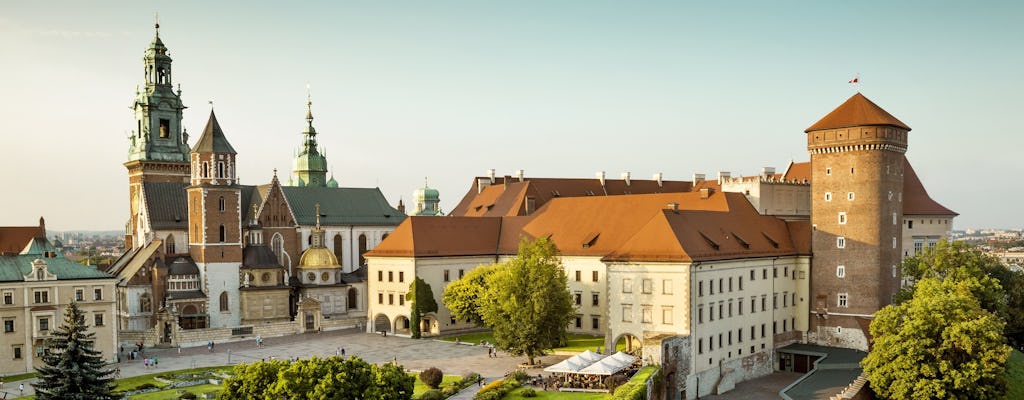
[106,246,140,275]
[278,186,406,226]
[341,266,367,284]
[243,245,282,269]
[0,254,113,282]
[190,110,237,154]
[167,257,199,275]
[241,185,261,222]
[167,290,205,300]
[143,182,189,230]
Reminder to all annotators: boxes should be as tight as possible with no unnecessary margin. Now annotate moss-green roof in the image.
[278,186,406,226]
[0,254,114,282]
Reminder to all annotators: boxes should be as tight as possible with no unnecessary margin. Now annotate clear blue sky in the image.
[1,1,1021,230]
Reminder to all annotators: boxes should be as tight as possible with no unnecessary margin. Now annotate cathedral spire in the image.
[291,87,329,187]
[127,20,189,163]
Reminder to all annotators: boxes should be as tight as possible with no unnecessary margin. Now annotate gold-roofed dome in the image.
[298,245,340,269]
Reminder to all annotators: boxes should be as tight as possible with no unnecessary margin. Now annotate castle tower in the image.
[412,178,443,216]
[187,110,242,328]
[124,23,191,249]
[806,93,909,350]
[291,93,330,187]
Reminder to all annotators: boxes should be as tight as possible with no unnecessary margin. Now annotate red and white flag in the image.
[848,76,859,84]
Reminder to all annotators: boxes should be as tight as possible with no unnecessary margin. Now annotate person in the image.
[19,383,24,395]
[154,355,159,368]
[341,347,345,357]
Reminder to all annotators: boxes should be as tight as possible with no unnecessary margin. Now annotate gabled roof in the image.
[805,93,910,132]
[782,161,811,183]
[902,158,958,216]
[278,186,406,226]
[0,254,113,282]
[366,217,503,257]
[0,225,45,255]
[167,257,200,275]
[142,182,189,230]
[243,245,282,269]
[191,110,237,154]
[450,176,693,217]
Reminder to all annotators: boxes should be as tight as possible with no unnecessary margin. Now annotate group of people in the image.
[255,336,265,348]
[207,341,216,352]
[142,356,159,369]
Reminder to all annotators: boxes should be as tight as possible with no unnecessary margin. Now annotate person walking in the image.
[154,355,159,368]
[19,383,25,396]
[341,347,345,357]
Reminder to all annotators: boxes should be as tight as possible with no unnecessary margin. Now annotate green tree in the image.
[442,263,497,325]
[407,277,438,339]
[220,356,413,400]
[480,237,575,364]
[898,240,1024,346]
[863,277,1011,399]
[220,359,289,400]
[34,301,116,400]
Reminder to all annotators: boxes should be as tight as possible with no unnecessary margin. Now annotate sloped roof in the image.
[365,217,502,257]
[20,237,58,255]
[902,158,958,216]
[190,110,237,154]
[782,161,812,183]
[0,254,113,282]
[450,176,693,217]
[0,225,45,255]
[167,257,200,275]
[243,245,282,269]
[143,182,189,230]
[279,186,405,226]
[805,93,910,132]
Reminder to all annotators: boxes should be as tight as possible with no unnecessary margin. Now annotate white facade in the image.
[302,225,395,273]
[202,261,241,328]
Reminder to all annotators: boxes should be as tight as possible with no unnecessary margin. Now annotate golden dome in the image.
[298,247,340,269]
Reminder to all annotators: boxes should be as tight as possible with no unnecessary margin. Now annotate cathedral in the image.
[108,24,406,346]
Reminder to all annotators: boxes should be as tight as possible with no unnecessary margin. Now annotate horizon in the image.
[2,1,1022,230]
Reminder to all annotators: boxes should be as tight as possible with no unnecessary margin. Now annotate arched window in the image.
[219,291,229,312]
[165,234,175,254]
[139,293,152,313]
[218,197,225,212]
[348,288,358,310]
[202,162,209,178]
[217,162,225,178]
[307,234,312,246]
[271,233,285,265]
[333,234,344,267]
[358,234,368,267]
[218,225,225,242]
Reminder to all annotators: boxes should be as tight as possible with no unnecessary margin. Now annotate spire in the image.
[805,93,910,132]
[291,87,328,187]
[191,110,237,154]
[315,202,321,229]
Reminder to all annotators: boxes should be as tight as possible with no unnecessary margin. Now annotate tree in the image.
[221,356,414,400]
[406,277,438,339]
[480,237,575,364]
[898,240,1024,346]
[419,367,443,389]
[863,277,1011,399]
[442,263,497,325]
[34,301,116,400]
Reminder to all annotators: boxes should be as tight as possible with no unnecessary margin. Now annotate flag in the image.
[848,76,859,84]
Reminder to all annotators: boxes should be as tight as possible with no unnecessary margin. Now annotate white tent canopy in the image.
[579,355,633,375]
[609,351,638,365]
[544,357,585,373]
[545,350,610,373]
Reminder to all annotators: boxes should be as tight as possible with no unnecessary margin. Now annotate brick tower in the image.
[806,93,909,350]
[187,110,243,328]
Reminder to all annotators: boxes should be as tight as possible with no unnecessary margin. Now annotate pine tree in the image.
[34,301,116,400]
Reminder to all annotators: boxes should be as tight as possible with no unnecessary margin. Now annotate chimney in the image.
[397,199,405,214]
[717,171,731,184]
[516,169,524,182]
[477,178,490,194]
[700,187,715,199]
[665,202,679,211]
[597,171,606,187]
[621,172,631,186]
[487,168,496,184]
[762,167,776,180]
[653,172,663,187]
[693,173,705,183]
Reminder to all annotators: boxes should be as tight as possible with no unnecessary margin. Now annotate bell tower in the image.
[290,90,330,187]
[806,93,909,350]
[124,22,191,249]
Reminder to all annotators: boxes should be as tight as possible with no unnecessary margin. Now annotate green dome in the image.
[327,176,339,188]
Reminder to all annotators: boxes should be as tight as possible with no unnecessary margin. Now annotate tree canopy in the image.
[221,356,414,400]
[442,263,497,325]
[479,237,576,364]
[407,277,438,339]
[34,301,116,400]
[863,277,1011,399]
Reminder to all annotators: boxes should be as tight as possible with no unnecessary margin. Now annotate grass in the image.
[1,372,37,382]
[113,365,233,393]
[129,383,222,399]
[1008,349,1024,399]
[412,374,463,398]
[504,387,608,399]
[440,333,626,354]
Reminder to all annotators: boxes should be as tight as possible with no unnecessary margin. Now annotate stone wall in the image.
[685,349,773,399]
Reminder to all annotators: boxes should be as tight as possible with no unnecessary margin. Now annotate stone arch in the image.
[219,291,229,312]
[358,234,368,267]
[165,234,176,254]
[373,313,391,333]
[347,287,358,310]
[612,333,642,354]
[394,315,411,334]
[333,234,344,267]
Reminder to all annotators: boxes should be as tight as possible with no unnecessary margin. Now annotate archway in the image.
[373,314,391,334]
[394,315,411,335]
[614,333,642,354]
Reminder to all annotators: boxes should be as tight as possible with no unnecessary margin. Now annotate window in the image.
[728,331,732,345]
[642,279,653,294]
[94,288,102,301]
[443,270,450,282]
[348,289,358,310]
[622,278,632,293]
[824,192,832,201]
[837,237,846,249]
[642,306,652,323]
[784,266,788,277]
[622,305,632,322]
[709,305,715,321]
[718,302,724,319]
[574,293,582,306]
[159,118,169,138]
[388,271,393,282]
[218,224,225,242]
[893,237,897,249]
[218,196,225,212]
[838,212,847,224]
[738,298,743,315]
[459,269,465,279]
[13,346,21,359]
[388,294,394,305]
[837,265,845,278]
[592,317,599,330]
[773,293,778,309]
[826,167,831,176]
[2,291,11,305]
[75,289,84,302]
[39,317,49,332]
[761,323,766,338]
[378,271,384,281]
[914,240,924,254]
[592,271,599,282]
[728,300,733,317]
[698,338,704,354]
[783,292,789,307]
[709,280,714,295]
[738,276,743,291]
[892,265,898,278]
[378,293,384,304]
[398,294,405,306]
[358,234,368,267]
[662,308,673,325]
[698,281,704,297]
[575,316,582,328]
[399,271,404,282]
[698,305,704,323]
[750,326,755,340]
[847,192,855,201]
[838,293,849,307]
[750,270,755,280]
[750,297,756,313]
[219,291,229,311]
[3,319,13,333]
[663,279,673,294]
[738,328,743,343]
[333,234,344,265]
[592,293,599,306]
[728,277,733,292]
[33,290,48,304]
[908,220,914,229]
[575,271,581,282]
[94,314,104,327]
[763,269,767,279]
[761,295,766,311]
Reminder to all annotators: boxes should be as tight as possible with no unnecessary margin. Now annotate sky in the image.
[1,1,1022,231]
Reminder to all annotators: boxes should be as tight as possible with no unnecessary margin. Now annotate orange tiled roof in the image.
[805,93,910,132]
[782,161,811,182]
[365,216,503,257]
[902,158,957,216]
[0,225,45,255]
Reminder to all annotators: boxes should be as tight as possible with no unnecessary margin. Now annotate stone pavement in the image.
[1,327,566,399]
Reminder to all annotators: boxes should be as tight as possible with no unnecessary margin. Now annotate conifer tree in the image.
[34,301,116,400]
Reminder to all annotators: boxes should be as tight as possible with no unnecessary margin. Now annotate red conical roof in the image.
[805,93,910,133]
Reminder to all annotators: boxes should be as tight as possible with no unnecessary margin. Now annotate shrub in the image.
[420,389,444,400]
[605,374,628,393]
[520,387,537,397]
[506,370,530,383]
[442,386,459,396]
[462,372,481,387]
[134,383,159,391]
[179,392,197,400]
[420,367,444,389]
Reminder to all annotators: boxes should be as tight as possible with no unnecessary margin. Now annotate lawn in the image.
[440,333,625,354]
[2,371,37,382]
[129,383,222,399]
[113,365,233,393]
[412,374,464,398]
[1008,349,1024,399]
[504,387,608,399]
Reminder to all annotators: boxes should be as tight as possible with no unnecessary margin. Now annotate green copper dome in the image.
[290,94,329,187]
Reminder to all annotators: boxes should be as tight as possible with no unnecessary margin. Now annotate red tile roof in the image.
[805,93,910,132]
[902,158,958,216]
[0,223,45,255]
[365,216,503,257]
[782,161,811,183]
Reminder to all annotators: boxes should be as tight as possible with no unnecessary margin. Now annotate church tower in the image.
[187,110,243,328]
[412,179,443,216]
[290,93,330,187]
[124,23,191,249]
[806,93,909,350]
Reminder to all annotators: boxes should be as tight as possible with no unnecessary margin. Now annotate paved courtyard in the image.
[2,327,567,398]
